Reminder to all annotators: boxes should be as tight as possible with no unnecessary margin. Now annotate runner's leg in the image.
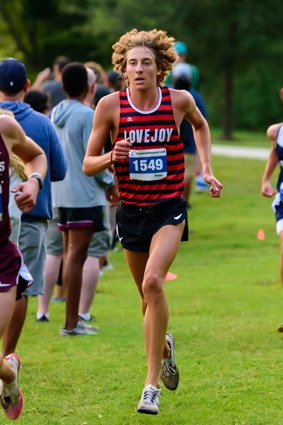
[0,287,17,383]
[37,254,62,315]
[123,250,148,314]
[62,228,94,329]
[2,296,27,356]
[79,256,100,315]
[124,221,184,387]
[124,250,172,360]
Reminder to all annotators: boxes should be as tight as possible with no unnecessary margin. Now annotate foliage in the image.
[0,0,283,133]
[0,0,98,70]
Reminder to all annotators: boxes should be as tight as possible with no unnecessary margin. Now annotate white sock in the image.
[36,312,49,320]
[79,313,91,321]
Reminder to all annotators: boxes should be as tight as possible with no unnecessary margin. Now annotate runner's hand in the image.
[11,179,39,213]
[106,184,120,207]
[112,138,132,162]
[261,181,276,198]
[204,174,223,198]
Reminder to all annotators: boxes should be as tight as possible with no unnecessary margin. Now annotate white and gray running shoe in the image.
[77,318,100,331]
[160,334,179,390]
[0,354,23,420]
[60,318,99,336]
[137,385,161,415]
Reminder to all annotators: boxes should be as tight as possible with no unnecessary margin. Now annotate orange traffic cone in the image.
[165,272,178,281]
[257,228,265,240]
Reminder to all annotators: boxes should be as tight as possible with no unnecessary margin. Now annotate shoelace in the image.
[77,319,88,330]
[161,360,176,377]
[77,318,99,331]
[1,381,19,403]
[142,387,161,404]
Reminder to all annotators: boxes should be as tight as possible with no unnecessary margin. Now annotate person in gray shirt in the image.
[31,56,70,109]
[51,63,119,336]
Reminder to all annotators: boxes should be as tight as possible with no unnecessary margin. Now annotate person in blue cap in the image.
[174,42,200,90]
[0,57,67,355]
[165,41,200,90]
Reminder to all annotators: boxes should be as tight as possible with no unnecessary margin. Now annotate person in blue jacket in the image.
[173,63,209,206]
[0,58,67,354]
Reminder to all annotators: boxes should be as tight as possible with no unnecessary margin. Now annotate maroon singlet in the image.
[0,134,32,297]
[114,87,184,206]
[0,134,11,242]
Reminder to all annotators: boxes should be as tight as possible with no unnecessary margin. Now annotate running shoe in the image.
[77,318,99,331]
[102,263,114,271]
[137,385,161,415]
[79,314,96,323]
[195,174,210,192]
[36,314,49,322]
[0,354,23,420]
[160,334,179,391]
[276,323,283,332]
[52,297,65,303]
[59,318,99,336]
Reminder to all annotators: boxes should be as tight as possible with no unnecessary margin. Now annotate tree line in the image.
[0,0,283,139]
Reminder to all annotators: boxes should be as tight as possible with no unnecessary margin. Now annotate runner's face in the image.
[125,47,159,90]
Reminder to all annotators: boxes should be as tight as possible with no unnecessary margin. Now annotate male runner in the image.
[0,114,47,420]
[261,122,283,331]
[83,29,223,415]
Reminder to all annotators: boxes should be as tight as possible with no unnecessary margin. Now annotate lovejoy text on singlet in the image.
[114,87,184,206]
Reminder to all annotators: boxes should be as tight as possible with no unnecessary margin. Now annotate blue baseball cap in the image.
[0,58,27,92]
[174,42,188,55]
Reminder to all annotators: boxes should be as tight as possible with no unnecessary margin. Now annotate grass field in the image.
[4,145,283,425]
[211,128,270,147]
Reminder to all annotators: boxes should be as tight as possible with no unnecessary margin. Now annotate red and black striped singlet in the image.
[0,134,11,243]
[114,86,184,205]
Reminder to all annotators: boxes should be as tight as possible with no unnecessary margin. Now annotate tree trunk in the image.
[221,63,233,141]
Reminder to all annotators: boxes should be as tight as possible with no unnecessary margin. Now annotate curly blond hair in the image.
[0,108,27,180]
[112,29,177,87]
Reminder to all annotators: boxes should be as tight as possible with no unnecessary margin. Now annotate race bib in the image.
[129,148,167,181]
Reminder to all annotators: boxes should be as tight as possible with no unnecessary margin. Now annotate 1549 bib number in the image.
[129,148,167,181]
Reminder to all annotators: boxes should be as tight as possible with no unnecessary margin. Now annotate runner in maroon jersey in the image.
[0,114,47,420]
[84,29,223,415]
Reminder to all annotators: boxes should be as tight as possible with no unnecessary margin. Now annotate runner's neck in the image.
[127,86,161,113]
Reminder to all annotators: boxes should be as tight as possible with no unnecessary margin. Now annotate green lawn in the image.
[4,152,283,425]
[211,128,270,147]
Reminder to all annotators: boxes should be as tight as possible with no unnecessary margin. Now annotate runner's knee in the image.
[142,273,163,300]
[66,248,88,266]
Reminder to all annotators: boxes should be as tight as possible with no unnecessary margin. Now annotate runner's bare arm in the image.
[0,115,47,212]
[261,146,278,197]
[83,93,131,177]
[171,89,223,198]
[0,115,47,178]
[261,123,282,197]
[266,123,282,143]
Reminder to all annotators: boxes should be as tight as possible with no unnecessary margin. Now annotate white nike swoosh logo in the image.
[0,282,10,287]
[174,214,182,220]
[118,236,123,242]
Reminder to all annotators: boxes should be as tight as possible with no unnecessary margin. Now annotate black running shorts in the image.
[57,206,105,232]
[116,197,188,252]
